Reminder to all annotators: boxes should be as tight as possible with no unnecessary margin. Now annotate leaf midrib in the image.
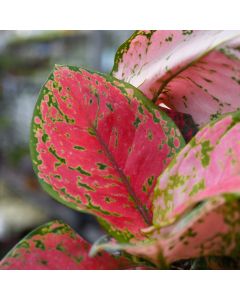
[94,126,152,226]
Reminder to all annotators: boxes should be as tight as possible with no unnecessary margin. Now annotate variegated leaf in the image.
[112,30,240,127]
[148,195,240,265]
[153,111,240,226]
[91,195,240,267]
[91,111,240,266]
[0,220,146,270]
[157,47,240,127]
[30,65,185,242]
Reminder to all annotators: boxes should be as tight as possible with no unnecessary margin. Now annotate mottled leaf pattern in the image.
[158,48,240,127]
[92,195,240,267]
[30,65,185,242]
[154,196,240,264]
[112,30,240,127]
[91,111,240,267]
[153,111,240,226]
[0,220,139,270]
[11,31,240,270]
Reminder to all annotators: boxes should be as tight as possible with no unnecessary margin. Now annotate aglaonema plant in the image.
[1,30,240,270]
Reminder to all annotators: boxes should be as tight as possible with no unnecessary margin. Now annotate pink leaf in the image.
[30,65,185,242]
[153,111,240,226]
[158,48,240,127]
[93,195,240,267]
[155,195,240,264]
[112,30,240,127]
[0,220,147,270]
[93,111,240,266]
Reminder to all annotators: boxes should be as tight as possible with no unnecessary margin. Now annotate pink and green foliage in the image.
[102,195,240,267]
[157,49,240,127]
[92,111,240,267]
[112,30,240,127]
[30,65,184,242]
[153,111,240,225]
[0,220,148,270]
[1,30,240,270]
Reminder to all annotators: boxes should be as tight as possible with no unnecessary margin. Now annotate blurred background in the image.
[0,30,133,259]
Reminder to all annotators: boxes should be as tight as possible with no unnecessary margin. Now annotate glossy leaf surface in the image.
[30,65,185,241]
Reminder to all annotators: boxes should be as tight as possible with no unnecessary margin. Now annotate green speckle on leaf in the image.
[74,145,85,151]
[34,240,46,250]
[97,162,107,170]
[147,130,153,140]
[106,103,114,111]
[42,133,49,143]
[201,140,213,167]
[133,117,141,128]
[210,112,221,121]
[74,255,83,263]
[168,174,189,189]
[88,127,96,136]
[148,176,154,186]
[49,146,66,164]
[138,105,144,114]
[189,179,205,197]
[56,243,65,252]
[105,197,111,203]
[77,179,95,191]
[186,228,197,237]
[70,166,91,176]
[85,194,119,216]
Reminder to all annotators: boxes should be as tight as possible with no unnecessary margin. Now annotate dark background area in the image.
[0,30,133,259]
